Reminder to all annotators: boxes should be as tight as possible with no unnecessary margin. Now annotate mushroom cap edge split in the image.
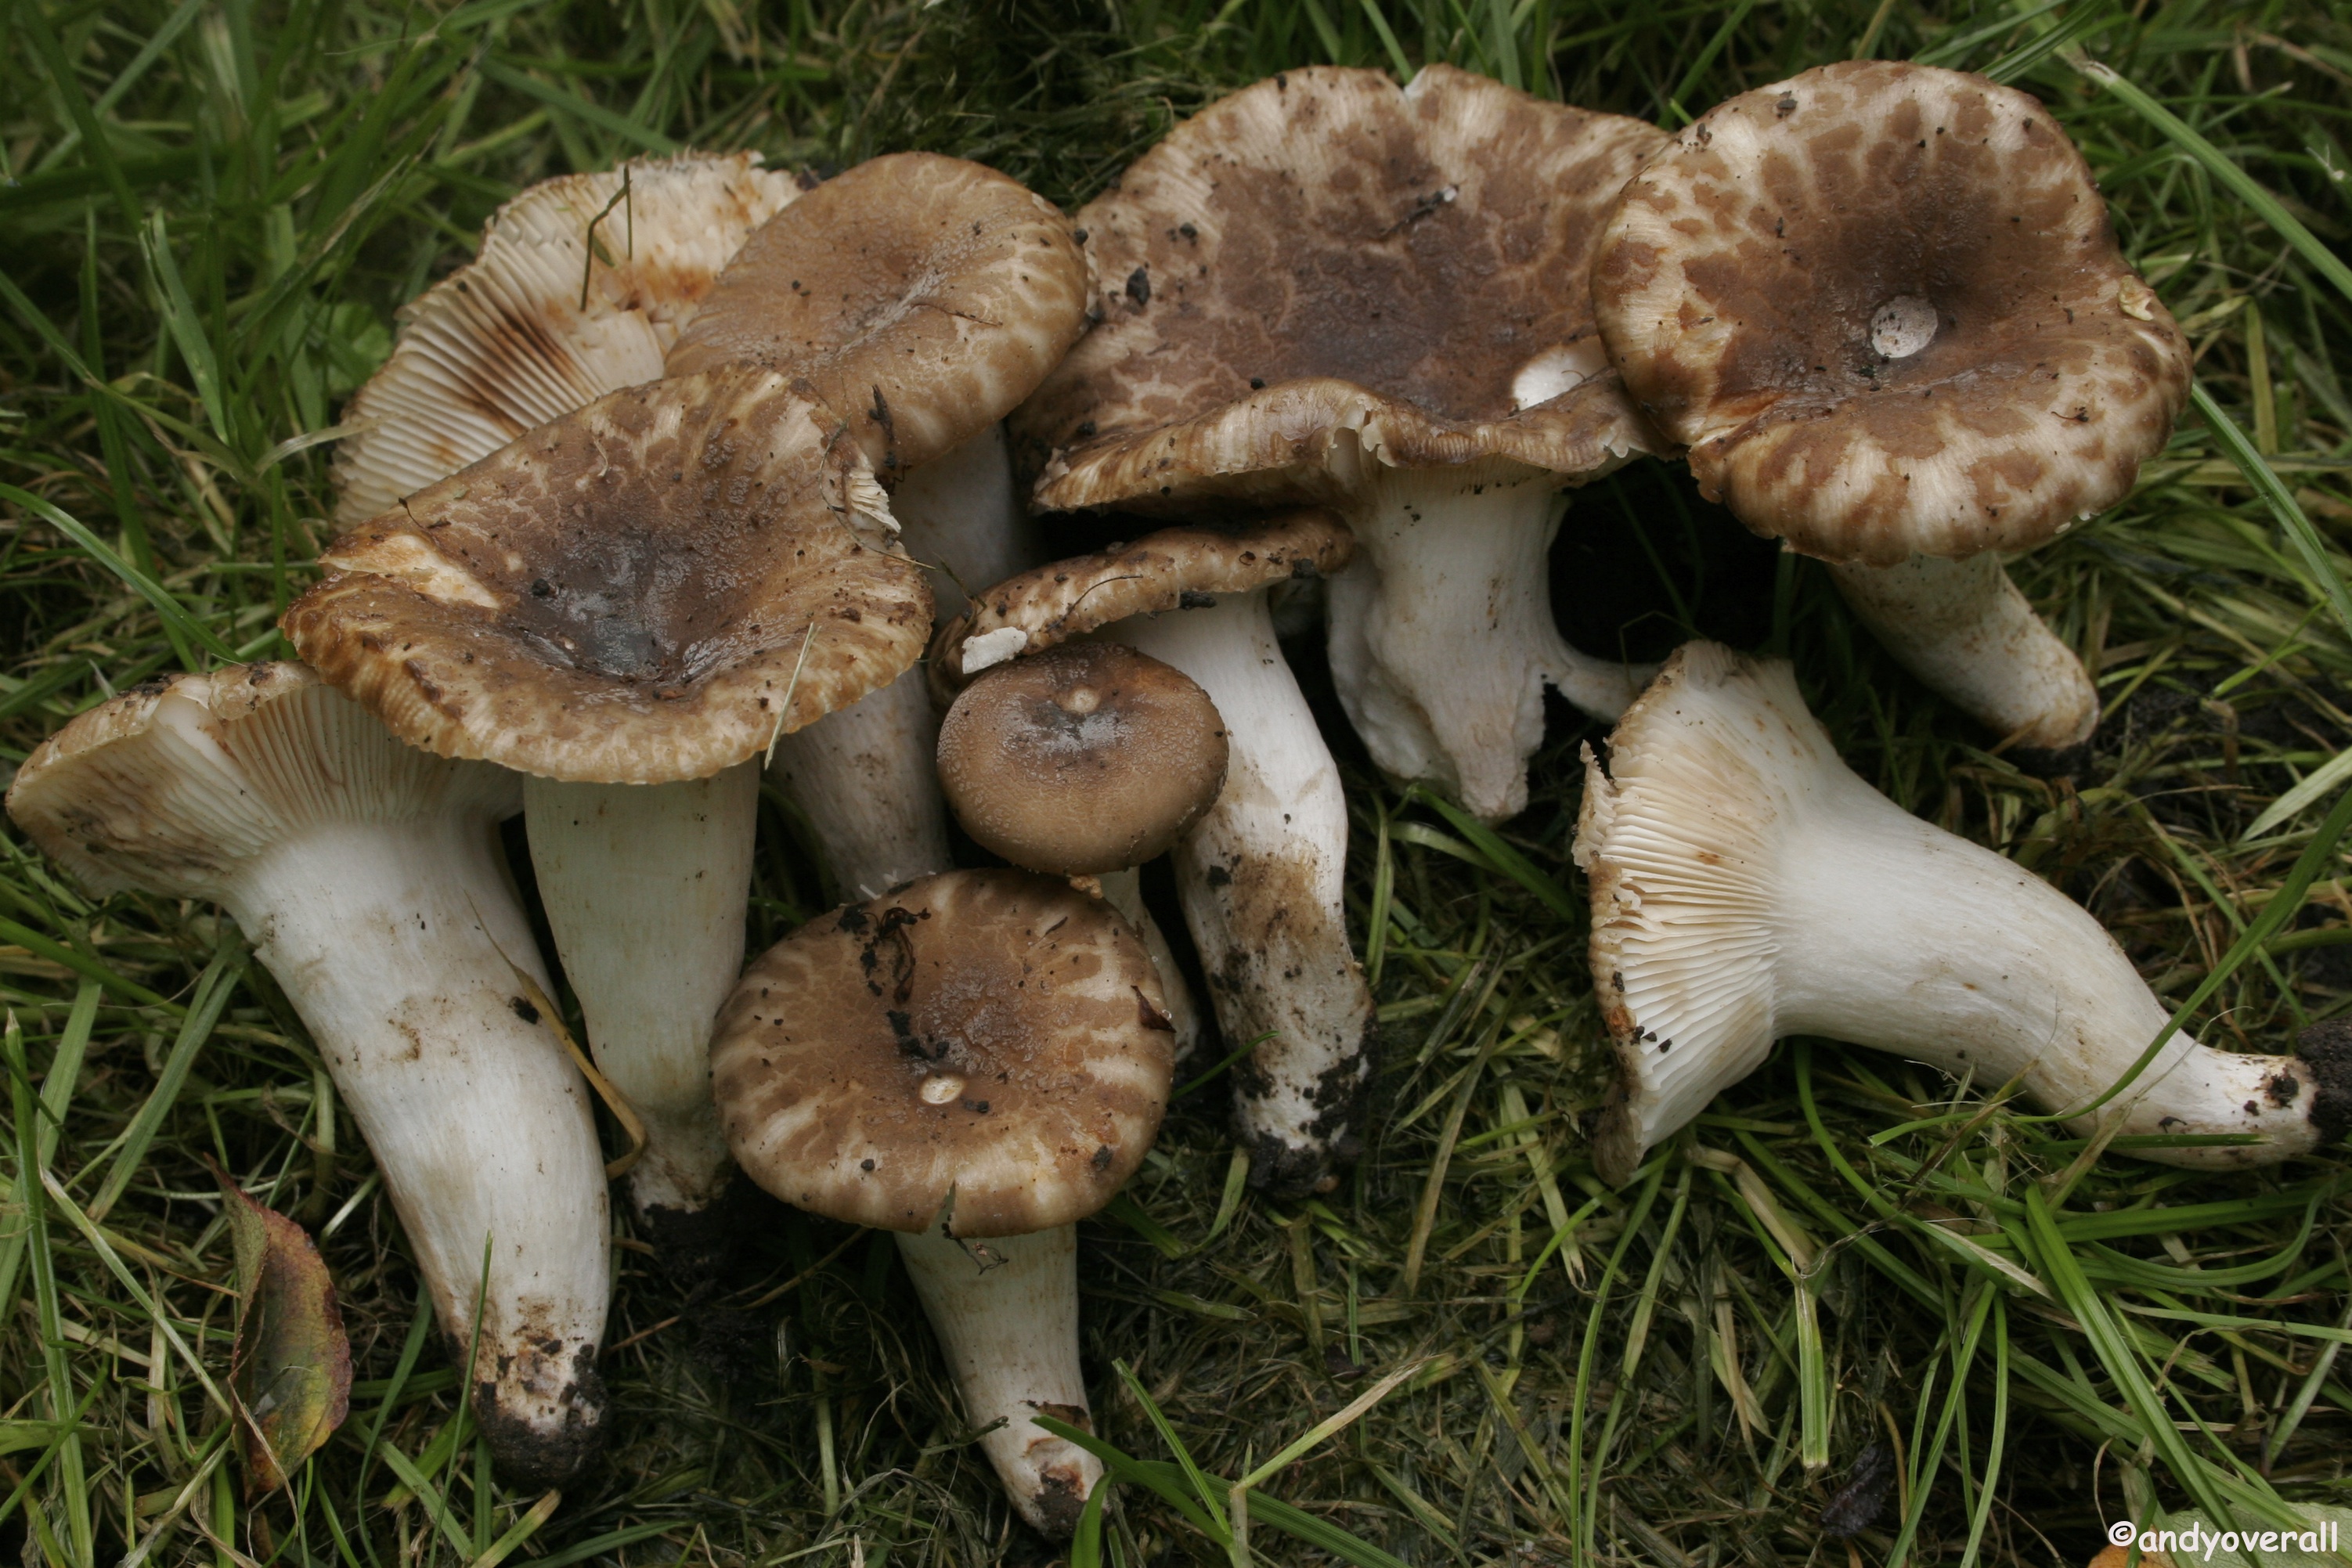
[710,868,1175,1238]
[668,150,1090,481]
[334,151,808,526]
[1013,63,1672,511]
[1591,59,2192,568]
[284,369,933,785]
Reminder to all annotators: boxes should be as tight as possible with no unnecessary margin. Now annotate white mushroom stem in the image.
[1116,591,1373,1195]
[1325,460,1648,822]
[768,669,951,901]
[1578,644,2343,1184]
[523,764,759,1223]
[1827,553,2099,755]
[1096,867,1205,1063]
[222,815,607,1492]
[766,425,1038,899]
[896,1224,1100,1539]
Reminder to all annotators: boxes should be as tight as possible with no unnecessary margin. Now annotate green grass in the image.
[5,1,2352,1564]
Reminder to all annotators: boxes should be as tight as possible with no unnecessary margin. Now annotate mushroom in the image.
[1011,65,1670,821]
[282,369,932,1245]
[933,511,1372,1197]
[1590,61,2191,767]
[709,869,1174,1537]
[1575,643,2352,1184]
[329,151,806,527]
[936,641,1226,1054]
[665,151,1088,896]
[4,664,611,1486]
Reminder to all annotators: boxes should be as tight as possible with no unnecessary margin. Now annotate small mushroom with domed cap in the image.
[1590,60,2191,768]
[1575,643,2352,1184]
[935,510,1372,1198]
[284,369,931,1256]
[936,643,1223,1058]
[1012,65,1669,822]
[5,663,611,1487]
[710,869,1174,1538]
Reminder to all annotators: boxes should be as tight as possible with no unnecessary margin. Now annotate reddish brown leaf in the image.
[206,1159,352,1497]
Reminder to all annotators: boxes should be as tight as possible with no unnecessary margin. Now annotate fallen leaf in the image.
[205,1158,352,1496]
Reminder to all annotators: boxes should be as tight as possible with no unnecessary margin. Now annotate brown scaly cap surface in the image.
[1012,65,1669,512]
[6,662,519,901]
[929,510,1353,690]
[665,153,1088,478]
[283,370,932,784]
[710,869,1174,1237]
[937,643,1229,877]
[1591,60,2191,566]
[334,153,806,524]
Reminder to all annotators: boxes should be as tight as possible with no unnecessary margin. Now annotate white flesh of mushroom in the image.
[1578,643,2332,1183]
[896,1224,1102,1536]
[768,424,1034,899]
[1827,553,2100,754]
[1324,460,1648,823]
[1095,867,1205,1063]
[523,765,759,1219]
[1116,591,1373,1191]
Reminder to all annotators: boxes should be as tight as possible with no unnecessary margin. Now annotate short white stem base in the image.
[767,667,951,900]
[1827,553,2099,755]
[1326,466,1646,822]
[896,1224,1099,1538]
[1098,867,1204,1063]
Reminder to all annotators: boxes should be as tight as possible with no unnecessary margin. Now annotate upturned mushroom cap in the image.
[1012,65,1669,512]
[5,661,519,893]
[929,510,1354,690]
[710,869,1174,1237]
[1591,60,2191,565]
[283,369,931,784]
[937,643,1228,876]
[665,153,1089,479]
[334,153,806,524]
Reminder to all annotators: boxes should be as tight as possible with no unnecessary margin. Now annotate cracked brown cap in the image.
[710,869,1175,1236]
[283,369,932,784]
[664,153,1089,480]
[930,510,1354,691]
[938,643,1228,876]
[5,662,520,901]
[1590,60,2191,566]
[1011,65,1669,513]
[334,153,806,525]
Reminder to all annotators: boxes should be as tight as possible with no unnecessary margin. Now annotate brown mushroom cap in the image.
[665,153,1089,480]
[283,369,932,784]
[938,644,1228,876]
[710,869,1174,1236]
[1011,66,1669,513]
[333,153,806,525]
[1590,60,2191,566]
[929,510,1355,690]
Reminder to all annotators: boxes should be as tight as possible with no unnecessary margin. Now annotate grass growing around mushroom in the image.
[2,1,2350,1564]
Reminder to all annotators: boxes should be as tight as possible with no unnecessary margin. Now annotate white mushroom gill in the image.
[1116,592,1374,1193]
[894,1224,1101,1537]
[3,669,610,1487]
[1575,643,2348,1184]
[1827,553,2101,756]
[1324,457,1650,823]
[521,765,759,1232]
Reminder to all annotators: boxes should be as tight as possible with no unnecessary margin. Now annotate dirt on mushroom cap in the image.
[283,369,932,784]
[1591,59,2191,565]
[1012,64,1668,507]
[710,869,1174,1238]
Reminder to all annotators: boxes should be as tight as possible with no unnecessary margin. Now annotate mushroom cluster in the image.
[9,54,2347,1535]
